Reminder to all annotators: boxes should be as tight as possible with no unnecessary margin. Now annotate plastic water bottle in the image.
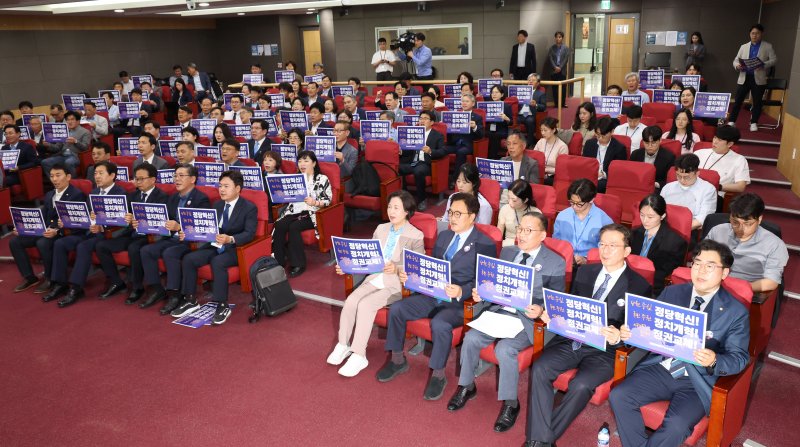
[597,427,610,447]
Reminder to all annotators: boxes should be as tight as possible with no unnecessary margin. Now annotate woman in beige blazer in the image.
[327,190,425,378]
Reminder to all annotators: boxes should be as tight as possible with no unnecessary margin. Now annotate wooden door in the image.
[303,29,321,76]
[607,18,636,88]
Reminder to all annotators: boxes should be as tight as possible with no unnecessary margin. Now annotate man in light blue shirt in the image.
[398,33,434,80]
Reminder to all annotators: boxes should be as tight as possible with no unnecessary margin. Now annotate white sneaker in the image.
[727,121,736,127]
[750,123,759,132]
[338,354,369,377]
[326,343,351,365]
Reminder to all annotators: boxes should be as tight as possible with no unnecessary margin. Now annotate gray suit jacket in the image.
[733,40,777,85]
[499,154,539,207]
[133,155,169,171]
[473,244,566,343]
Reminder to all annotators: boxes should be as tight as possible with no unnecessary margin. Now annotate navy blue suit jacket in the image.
[634,283,750,414]
[432,226,496,305]
[447,111,484,146]
[582,137,627,175]
[45,184,86,228]
[2,140,39,171]
[214,196,258,251]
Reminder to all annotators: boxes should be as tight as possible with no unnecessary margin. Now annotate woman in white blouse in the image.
[497,179,541,246]
[441,164,493,226]
[533,117,568,185]
[662,108,701,154]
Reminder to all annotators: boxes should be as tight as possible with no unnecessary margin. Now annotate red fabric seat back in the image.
[524,150,546,182]
[567,132,583,156]
[475,222,503,256]
[553,154,598,210]
[239,189,270,237]
[611,134,632,158]
[606,160,656,223]
[195,185,221,205]
[666,167,721,190]
[530,183,557,223]
[593,193,622,224]
[70,179,93,195]
[631,203,693,245]
[587,249,656,286]
[409,212,438,256]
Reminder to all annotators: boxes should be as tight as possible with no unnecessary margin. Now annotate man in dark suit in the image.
[377,193,497,400]
[93,163,169,301]
[610,239,750,447]
[138,164,211,313]
[170,170,257,325]
[446,93,485,187]
[186,62,216,101]
[630,125,676,191]
[9,163,85,294]
[220,138,245,170]
[398,111,446,211]
[248,119,273,166]
[448,212,566,432]
[132,134,169,171]
[524,223,652,447]
[582,117,627,193]
[520,74,548,147]
[307,103,333,136]
[44,161,128,307]
[343,94,367,121]
[510,30,537,81]
[2,124,39,187]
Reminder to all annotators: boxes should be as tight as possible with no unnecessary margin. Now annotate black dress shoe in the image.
[14,277,40,293]
[43,284,69,302]
[139,288,166,309]
[159,293,182,316]
[493,401,520,432]
[423,376,447,401]
[289,266,305,278]
[57,287,84,308]
[125,289,145,305]
[446,384,477,411]
[99,282,127,299]
[34,279,53,294]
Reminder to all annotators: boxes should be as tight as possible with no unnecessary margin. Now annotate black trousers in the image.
[376,71,393,81]
[513,67,532,82]
[95,236,149,289]
[488,132,507,160]
[272,212,314,268]
[180,246,239,302]
[729,74,766,124]
[550,72,567,106]
[398,162,431,203]
[522,114,538,148]
[9,235,57,280]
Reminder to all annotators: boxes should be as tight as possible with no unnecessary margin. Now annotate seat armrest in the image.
[315,202,344,252]
[707,359,755,447]
[463,298,476,328]
[613,346,641,387]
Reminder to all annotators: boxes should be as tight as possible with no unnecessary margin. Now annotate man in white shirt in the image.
[613,104,646,151]
[693,125,749,199]
[306,82,323,106]
[660,153,717,229]
[169,64,190,87]
[624,72,651,104]
[224,95,245,124]
[102,92,121,128]
[80,101,109,140]
[371,37,397,81]
[119,70,134,95]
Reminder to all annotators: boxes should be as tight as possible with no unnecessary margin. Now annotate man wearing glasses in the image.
[377,192,496,401]
[660,153,717,230]
[553,178,613,265]
[706,193,788,293]
[94,163,169,301]
[610,239,750,447]
[448,212,566,433]
[524,223,651,447]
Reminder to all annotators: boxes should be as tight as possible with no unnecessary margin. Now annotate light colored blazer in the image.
[733,41,777,85]
[363,222,425,295]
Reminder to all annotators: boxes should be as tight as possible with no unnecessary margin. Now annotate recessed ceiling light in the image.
[199,2,210,6]
[114,9,124,13]
[237,12,245,15]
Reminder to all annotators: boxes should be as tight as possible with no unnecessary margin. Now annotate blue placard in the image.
[508,85,533,105]
[477,101,504,123]
[156,169,174,184]
[316,127,334,137]
[190,119,217,138]
[304,74,324,84]
[543,288,608,351]
[22,113,48,126]
[444,84,462,97]
[131,202,170,236]
[55,200,91,229]
[195,162,225,186]
[43,123,68,143]
[10,207,46,237]
[99,89,122,102]
[229,124,251,139]
[304,135,336,162]
[252,109,272,120]
[160,126,183,140]
[398,126,425,151]
[625,293,707,365]
[365,110,382,121]
[131,75,152,89]
[118,102,140,120]
[671,75,701,91]
[360,120,390,142]
[279,110,309,132]
[85,97,108,112]
[61,94,86,111]
[159,140,179,158]
[441,111,471,134]
[1,150,19,170]
[237,142,250,159]
[332,237,385,274]
[477,79,502,97]
[475,254,534,309]
[90,194,128,226]
[273,70,295,83]
[591,96,623,118]
[693,92,731,119]
[196,145,220,160]
[323,112,337,123]
[622,94,642,106]
[331,85,355,98]
[243,73,264,84]
[178,207,218,242]
[638,70,665,90]
[19,126,31,140]
[268,94,286,109]
[273,143,298,162]
[652,89,682,109]
[401,96,422,112]
[403,249,451,301]
[223,93,244,111]
[444,97,462,111]
[229,165,264,191]
[116,166,129,182]
[265,174,308,203]
[402,114,419,126]
[117,137,140,156]
[476,158,514,188]
[263,116,279,137]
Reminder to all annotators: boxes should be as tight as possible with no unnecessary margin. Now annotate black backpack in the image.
[248,256,297,323]
[349,160,394,197]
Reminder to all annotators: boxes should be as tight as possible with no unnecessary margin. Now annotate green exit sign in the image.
[600,0,611,10]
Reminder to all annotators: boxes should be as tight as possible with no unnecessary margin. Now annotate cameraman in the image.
[372,38,398,81]
[397,33,433,80]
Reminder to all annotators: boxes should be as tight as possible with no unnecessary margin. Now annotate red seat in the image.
[70,179,93,195]
[195,185,221,204]
[116,181,136,193]
[10,167,44,203]
[524,150,546,183]
[693,141,712,151]
[642,102,676,130]
[611,134,632,158]
[480,178,501,225]
[0,185,11,225]
[567,132,583,156]
[666,167,721,191]
[631,203,692,262]
[605,160,655,225]
[530,183,556,233]
[586,250,656,286]
[110,156,136,173]
[659,139,683,159]
[343,141,402,221]
[553,155,599,211]
[593,192,622,224]
[154,183,177,195]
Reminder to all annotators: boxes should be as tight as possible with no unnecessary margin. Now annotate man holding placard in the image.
[610,240,749,447]
[498,131,539,207]
[248,119,273,166]
[524,224,651,447]
[449,212,565,433]
[377,193,496,400]
[1,124,39,187]
[333,121,358,178]
[445,93,484,188]
[398,111,445,211]
[729,24,777,132]
[41,111,90,176]
[624,72,651,104]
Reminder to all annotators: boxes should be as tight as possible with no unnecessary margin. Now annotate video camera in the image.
[390,31,417,53]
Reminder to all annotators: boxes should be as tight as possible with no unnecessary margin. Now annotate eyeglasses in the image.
[333,129,348,133]
[598,243,625,250]
[174,174,192,179]
[729,217,758,228]
[134,176,153,182]
[516,227,544,235]
[447,210,471,219]
[568,200,587,208]
[691,260,724,273]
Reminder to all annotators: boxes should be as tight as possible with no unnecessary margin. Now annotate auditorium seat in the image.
[344,140,402,221]
[479,178,501,225]
[666,167,721,191]
[530,183,556,233]
[524,149,546,182]
[605,160,655,225]
[567,132,583,156]
[593,192,622,224]
[553,155,598,211]
[659,139,683,159]
[611,134,632,158]
[642,102,675,130]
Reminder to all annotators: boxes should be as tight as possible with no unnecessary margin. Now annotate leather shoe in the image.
[139,288,166,309]
[493,400,520,432]
[159,293,182,316]
[34,279,53,294]
[99,282,127,299]
[43,283,68,302]
[125,289,145,305]
[289,266,305,278]
[447,384,477,411]
[521,441,555,447]
[376,359,409,383]
[57,287,84,308]
[423,376,447,401]
[14,277,40,293]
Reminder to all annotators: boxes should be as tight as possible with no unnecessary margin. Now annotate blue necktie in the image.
[572,273,612,351]
[217,203,230,254]
[667,296,705,378]
[444,234,460,261]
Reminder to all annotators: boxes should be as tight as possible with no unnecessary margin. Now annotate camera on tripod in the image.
[390,31,417,53]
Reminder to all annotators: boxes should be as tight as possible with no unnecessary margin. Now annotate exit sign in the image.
[600,0,611,10]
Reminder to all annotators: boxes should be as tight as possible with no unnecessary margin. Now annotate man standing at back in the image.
[510,30,536,82]
[547,31,570,108]
[397,33,433,80]
[372,37,397,81]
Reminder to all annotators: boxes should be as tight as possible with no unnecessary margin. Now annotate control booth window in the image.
[375,24,472,60]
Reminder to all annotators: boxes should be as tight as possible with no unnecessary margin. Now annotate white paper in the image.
[369,273,385,289]
[467,311,524,339]
[655,32,666,46]
[665,31,678,47]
